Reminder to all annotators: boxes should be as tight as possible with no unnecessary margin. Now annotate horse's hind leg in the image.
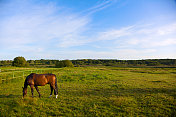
[35,86,41,98]
[53,86,58,98]
[50,84,58,98]
[49,84,53,98]
[30,85,34,98]
[54,88,58,98]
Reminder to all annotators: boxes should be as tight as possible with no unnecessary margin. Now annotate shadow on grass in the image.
[0,94,21,98]
[125,88,176,98]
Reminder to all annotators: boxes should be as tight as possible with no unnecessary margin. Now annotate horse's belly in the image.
[34,77,48,86]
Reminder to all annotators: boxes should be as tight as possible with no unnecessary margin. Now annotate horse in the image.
[22,73,58,98]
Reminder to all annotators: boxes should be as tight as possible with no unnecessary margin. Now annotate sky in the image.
[0,0,176,60]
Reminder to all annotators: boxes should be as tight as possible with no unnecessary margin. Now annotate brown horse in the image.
[22,73,58,98]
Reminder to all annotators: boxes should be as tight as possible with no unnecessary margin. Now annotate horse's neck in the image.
[24,80,28,88]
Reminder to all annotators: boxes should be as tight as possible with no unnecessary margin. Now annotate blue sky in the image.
[0,0,176,60]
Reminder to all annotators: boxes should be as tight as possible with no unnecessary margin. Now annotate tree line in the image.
[72,59,176,67]
[0,57,176,67]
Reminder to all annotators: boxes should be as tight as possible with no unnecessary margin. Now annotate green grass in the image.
[0,66,176,116]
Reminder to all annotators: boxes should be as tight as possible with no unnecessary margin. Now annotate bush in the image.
[56,60,74,68]
[12,56,28,67]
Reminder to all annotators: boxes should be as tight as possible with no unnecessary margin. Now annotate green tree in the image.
[12,56,28,67]
[55,60,74,68]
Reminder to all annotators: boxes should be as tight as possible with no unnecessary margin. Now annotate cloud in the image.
[157,23,176,35]
[93,22,176,49]
[95,26,134,41]
[78,22,176,59]
[0,0,119,51]
[46,48,157,60]
[80,0,117,15]
[0,0,90,51]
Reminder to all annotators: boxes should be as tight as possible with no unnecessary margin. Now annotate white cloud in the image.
[0,0,90,51]
[157,23,176,35]
[80,22,176,59]
[94,22,176,48]
[80,0,117,15]
[47,48,158,60]
[96,26,134,41]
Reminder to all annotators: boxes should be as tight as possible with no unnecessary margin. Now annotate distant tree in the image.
[174,59,176,65]
[28,60,34,64]
[56,61,64,68]
[64,60,74,67]
[1,61,7,66]
[55,60,74,68]
[75,64,80,67]
[12,56,28,67]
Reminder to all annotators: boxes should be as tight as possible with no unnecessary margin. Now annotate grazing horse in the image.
[22,73,58,98]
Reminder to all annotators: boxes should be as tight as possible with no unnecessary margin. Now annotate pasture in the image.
[0,66,176,116]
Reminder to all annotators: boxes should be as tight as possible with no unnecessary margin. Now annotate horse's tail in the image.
[55,75,58,95]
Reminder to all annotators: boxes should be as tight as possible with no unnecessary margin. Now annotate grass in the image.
[0,66,176,116]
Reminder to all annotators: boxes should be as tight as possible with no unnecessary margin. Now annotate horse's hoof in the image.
[56,95,58,98]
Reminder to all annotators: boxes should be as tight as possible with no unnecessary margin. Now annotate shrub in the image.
[55,60,74,68]
[12,56,28,67]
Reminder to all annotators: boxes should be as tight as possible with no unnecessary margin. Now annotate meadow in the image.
[0,66,176,116]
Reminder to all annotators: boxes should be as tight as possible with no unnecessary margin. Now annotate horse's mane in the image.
[29,73,36,76]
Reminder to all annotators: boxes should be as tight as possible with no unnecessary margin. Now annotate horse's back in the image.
[34,74,56,86]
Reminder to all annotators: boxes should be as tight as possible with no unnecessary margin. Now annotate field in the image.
[0,66,176,116]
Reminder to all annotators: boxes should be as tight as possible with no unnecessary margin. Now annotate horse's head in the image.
[22,87,27,97]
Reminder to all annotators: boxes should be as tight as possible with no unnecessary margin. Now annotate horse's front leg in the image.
[35,86,41,98]
[30,85,34,98]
